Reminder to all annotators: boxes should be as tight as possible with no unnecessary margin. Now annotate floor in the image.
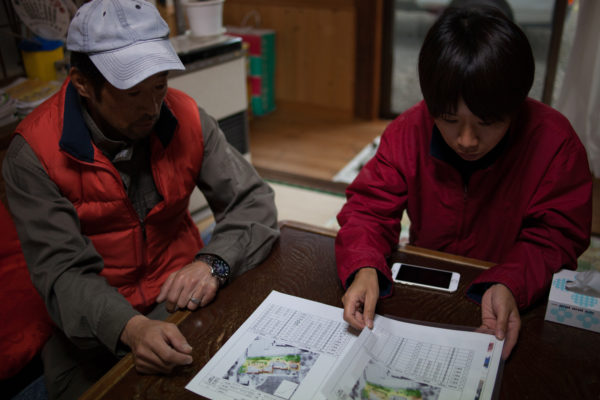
[248,103,390,182]
[268,182,345,230]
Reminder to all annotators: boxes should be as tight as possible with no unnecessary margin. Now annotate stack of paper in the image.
[3,78,61,117]
[0,91,17,127]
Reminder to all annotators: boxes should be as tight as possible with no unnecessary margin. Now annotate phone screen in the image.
[394,263,453,288]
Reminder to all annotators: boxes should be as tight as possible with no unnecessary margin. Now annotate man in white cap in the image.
[2,0,279,398]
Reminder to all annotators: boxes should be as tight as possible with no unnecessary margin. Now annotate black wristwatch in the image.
[196,254,230,286]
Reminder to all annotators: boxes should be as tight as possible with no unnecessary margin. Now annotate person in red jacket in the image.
[2,1,278,399]
[336,5,592,360]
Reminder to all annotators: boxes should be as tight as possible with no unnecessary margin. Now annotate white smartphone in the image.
[391,262,460,292]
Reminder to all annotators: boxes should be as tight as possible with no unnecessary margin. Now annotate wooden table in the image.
[81,221,600,399]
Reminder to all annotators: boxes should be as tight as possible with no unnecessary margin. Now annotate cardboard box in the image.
[227,27,276,116]
[545,269,600,333]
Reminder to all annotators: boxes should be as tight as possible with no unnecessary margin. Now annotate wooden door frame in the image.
[354,0,384,120]
[542,0,568,105]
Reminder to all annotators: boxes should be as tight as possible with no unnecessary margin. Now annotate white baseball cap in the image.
[66,0,185,90]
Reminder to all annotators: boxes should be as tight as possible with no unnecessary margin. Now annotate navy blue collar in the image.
[430,125,508,183]
[60,82,94,162]
[59,82,178,162]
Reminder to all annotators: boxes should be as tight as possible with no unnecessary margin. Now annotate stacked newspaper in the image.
[3,78,61,118]
[0,90,17,128]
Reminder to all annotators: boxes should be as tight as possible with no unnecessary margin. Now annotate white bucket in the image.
[184,0,225,37]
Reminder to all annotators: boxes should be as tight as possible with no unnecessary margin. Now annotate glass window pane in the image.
[390,0,556,114]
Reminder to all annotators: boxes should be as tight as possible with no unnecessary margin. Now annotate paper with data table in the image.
[186,291,503,400]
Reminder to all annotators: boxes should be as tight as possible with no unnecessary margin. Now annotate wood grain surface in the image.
[223,1,355,117]
[81,221,600,400]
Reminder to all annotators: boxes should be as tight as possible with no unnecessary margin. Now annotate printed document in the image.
[186,291,503,399]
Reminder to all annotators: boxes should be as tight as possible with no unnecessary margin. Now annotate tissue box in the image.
[545,269,600,333]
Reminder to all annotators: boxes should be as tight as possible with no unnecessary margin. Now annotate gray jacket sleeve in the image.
[2,135,139,354]
[194,108,279,277]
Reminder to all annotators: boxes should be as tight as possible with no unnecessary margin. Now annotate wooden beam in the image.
[542,0,568,105]
[378,0,396,119]
[354,0,384,120]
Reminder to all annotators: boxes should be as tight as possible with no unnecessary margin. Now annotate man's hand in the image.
[480,283,521,360]
[121,315,193,374]
[156,260,218,312]
[342,268,379,330]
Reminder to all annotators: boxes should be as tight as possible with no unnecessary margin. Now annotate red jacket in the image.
[17,81,204,312]
[336,99,592,309]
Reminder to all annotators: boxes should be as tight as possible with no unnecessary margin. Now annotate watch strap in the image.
[195,254,230,286]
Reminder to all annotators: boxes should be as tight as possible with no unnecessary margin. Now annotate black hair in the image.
[449,0,514,21]
[69,51,107,100]
[418,5,534,122]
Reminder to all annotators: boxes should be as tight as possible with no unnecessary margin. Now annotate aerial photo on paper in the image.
[350,361,441,400]
[223,336,320,399]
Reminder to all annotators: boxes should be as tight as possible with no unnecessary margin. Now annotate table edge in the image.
[278,220,495,269]
[399,244,495,270]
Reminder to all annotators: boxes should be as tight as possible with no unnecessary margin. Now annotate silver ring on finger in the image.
[189,297,201,305]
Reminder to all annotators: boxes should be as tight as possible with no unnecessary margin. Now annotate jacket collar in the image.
[60,82,95,162]
[59,82,178,162]
[430,124,508,182]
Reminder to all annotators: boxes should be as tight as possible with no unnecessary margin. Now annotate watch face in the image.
[211,258,230,279]
[197,255,230,283]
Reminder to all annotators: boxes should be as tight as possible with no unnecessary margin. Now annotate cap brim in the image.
[89,39,185,90]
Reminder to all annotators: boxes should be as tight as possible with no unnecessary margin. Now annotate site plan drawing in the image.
[186,291,503,400]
